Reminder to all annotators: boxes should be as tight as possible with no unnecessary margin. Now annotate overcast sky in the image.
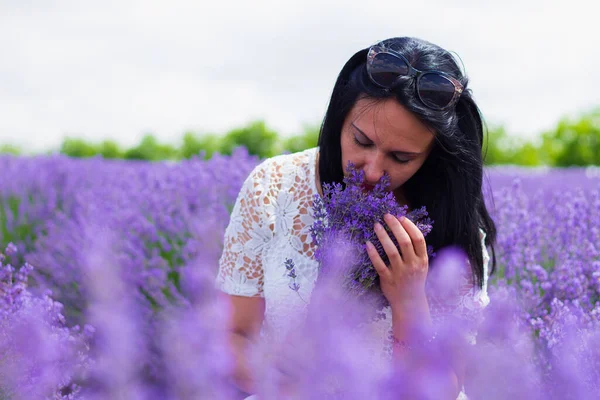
[1,0,598,152]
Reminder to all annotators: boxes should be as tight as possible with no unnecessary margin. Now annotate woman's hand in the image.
[366,213,429,310]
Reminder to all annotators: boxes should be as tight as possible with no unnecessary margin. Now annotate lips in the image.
[361,183,376,192]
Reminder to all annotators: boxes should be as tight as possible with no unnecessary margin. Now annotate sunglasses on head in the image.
[366,42,464,111]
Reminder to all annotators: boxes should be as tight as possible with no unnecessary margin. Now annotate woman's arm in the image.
[226,295,265,395]
[391,298,461,400]
[213,156,277,397]
[368,214,461,399]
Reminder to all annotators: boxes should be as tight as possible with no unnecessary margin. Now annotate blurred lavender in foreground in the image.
[0,152,598,397]
[251,238,392,400]
[75,225,150,399]
[0,243,91,399]
[76,218,235,399]
[251,243,600,399]
[157,213,236,400]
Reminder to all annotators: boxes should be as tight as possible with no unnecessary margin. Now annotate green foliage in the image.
[540,108,600,166]
[482,107,599,166]
[0,195,41,260]
[0,144,22,155]
[4,108,600,165]
[219,121,281,158]
[60,138,98,158]
[483,126,542,166]
[282,124,320,154]
[512,143,543,166]
[124,134,178,161]
[60,138,124,159]
[180,132,221,159]
[98,140,123,159]
[482,125,513,165]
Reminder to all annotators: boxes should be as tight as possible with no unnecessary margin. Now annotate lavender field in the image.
[1,149,599,399]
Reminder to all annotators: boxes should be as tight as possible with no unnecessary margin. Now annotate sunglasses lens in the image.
[418,73,457,109]
[368,53,410,87]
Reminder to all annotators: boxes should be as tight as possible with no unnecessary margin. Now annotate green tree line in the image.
[483,107,600,166]
[2,108,599,166]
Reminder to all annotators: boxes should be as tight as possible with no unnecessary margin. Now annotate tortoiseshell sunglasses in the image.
[366,42,464,111]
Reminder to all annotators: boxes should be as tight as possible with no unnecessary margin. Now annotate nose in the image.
[363,153,386,185]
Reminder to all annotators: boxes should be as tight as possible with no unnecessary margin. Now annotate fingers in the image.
[374,220,404,267]
[382,213,417,261]
[366,240,391,281]
[398,216,428,258]
[367,213,428,280]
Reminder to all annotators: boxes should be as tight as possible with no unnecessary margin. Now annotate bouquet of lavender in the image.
[310,163,434,316]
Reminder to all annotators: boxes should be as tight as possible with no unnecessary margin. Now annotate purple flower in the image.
[0,243,91,398]
[309,162,433,316]
[284,258,301,293]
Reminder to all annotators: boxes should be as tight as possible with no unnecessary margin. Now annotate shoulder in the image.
[245,147,318,184]
[268,147,318,170]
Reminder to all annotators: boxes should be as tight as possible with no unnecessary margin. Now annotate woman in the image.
[216,36,497,399]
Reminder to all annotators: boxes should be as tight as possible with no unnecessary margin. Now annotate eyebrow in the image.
[351,123,421,156]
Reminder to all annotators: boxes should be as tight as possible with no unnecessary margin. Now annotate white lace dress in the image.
[216,147,491,399]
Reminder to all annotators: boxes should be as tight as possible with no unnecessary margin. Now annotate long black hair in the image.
[317,37,497,288]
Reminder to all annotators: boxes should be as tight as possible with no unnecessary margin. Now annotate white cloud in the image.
[0,0,597,152]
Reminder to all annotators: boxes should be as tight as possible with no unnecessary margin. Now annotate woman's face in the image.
[340,96,436,201]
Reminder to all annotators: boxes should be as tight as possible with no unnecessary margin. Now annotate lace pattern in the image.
[216,146,491,352]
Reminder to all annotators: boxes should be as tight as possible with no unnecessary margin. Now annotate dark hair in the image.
[317,37,497,288]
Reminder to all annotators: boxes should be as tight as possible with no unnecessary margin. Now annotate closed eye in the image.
[353,135,371,148]
[352,136,411,164]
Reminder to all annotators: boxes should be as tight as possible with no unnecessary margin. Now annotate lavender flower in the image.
[282,258,299,291]
[0,243,91,399]
[1,150,599,397]
[309,162,433,316]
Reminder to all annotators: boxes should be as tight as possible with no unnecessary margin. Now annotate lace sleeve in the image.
[216,161,272,297]
[429,228,491,345]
